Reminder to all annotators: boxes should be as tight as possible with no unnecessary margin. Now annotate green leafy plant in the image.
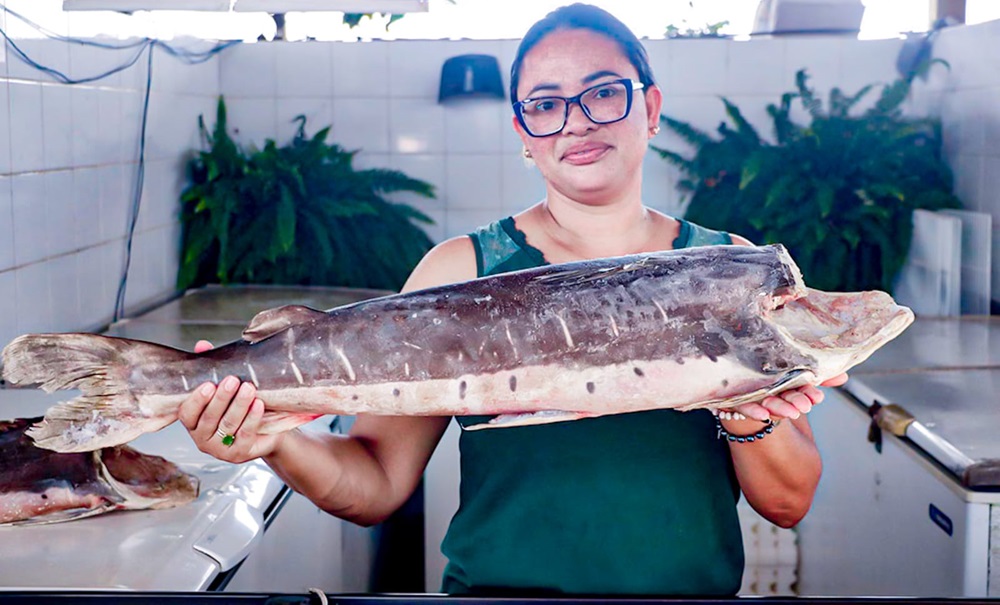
[178,97,436,292]
[665,1,729,38]
[343,0,457,29]
[653,67,960,293]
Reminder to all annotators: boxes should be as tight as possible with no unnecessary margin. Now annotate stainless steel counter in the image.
[0,285,390,590]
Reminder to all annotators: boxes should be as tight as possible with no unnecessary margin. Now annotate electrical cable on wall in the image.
[0,5,239,322]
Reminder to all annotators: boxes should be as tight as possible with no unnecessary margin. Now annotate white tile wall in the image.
[48,252,81,332]
[77,242,116,329]
[73,167,103,249]
[219,43,276,98]
[337,98,391,153]
[11,173,50,266]
[0,269,17,349]
[2,33,222,337]
[666,39,729,96]
[0,82,10,175]
[274,42,332,98]
[224,96,278,151]
[138,159,184,231]
[332,41,389,98]
[838,38,904,96]
[152,41,219,96]
[41,85,73,170]
[0,177,13,272]
[445,154,502,210]
[500,154,545,213]
[9,81,45,174]
[388,41,466,99]
[389,153,447,209]
[728,39,788,97]
[99,164,130,242]
[70,86,101,168]
[97,88,125,164]
[15,260,54,334]
[388,99,443,154]
[68,42,124,88]
[782,37,842,99]
[930,19,1000,305]
[443,100,505,154]
[46,169,78,257]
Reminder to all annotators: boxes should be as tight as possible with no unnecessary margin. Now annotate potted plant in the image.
[653,68,961,293]
[178,97,436,292]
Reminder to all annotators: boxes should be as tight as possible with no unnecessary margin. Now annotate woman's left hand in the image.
[732,373,848,421]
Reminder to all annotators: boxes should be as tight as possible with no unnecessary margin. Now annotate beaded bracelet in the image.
[716,417,782,443]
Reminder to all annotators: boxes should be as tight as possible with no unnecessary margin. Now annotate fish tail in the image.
[2,333,185,453]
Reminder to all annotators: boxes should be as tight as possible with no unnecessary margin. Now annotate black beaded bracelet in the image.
[716,417,781,443]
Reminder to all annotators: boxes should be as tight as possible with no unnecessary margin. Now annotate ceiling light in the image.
[63,0,429,12]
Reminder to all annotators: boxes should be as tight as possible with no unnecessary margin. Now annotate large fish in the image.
[0,416,199,525]
[2,244,913,453]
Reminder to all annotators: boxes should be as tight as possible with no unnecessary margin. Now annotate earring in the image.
[522,148,532,159]
[650,125,661,136]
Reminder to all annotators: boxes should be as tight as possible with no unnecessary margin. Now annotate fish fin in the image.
[257,411,325,434]
[462,410,593,430]
[679,368,817,412]
[0,502,122,527]
[99,447,200,509]
[242,305,328,344]
[2,333,186,452]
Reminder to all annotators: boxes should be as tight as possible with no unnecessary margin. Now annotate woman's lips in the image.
[561,143,611,165]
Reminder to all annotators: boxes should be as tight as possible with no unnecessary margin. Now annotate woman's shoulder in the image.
[400,236,478,293]
[648,211,747,248]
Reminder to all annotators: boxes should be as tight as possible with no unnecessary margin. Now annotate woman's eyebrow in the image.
[581,70,625,84]
[523,70,626,99]
[524,82,561,98]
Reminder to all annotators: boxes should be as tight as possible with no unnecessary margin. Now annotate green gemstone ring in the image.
[215,428,236,447]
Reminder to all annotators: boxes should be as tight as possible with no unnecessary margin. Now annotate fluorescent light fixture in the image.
[64,0,231,9]
[63,0,429,11]
[234,0,428,11]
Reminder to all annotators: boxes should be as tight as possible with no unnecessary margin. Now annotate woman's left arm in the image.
[723,376,844,528]
[723,233,844,527]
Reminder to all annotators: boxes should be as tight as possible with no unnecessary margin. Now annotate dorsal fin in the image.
[242,305,327,344]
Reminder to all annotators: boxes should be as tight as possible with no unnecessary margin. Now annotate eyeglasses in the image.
[514,78,645,138]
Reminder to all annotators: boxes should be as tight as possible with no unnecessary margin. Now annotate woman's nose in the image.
[562,100,595,135]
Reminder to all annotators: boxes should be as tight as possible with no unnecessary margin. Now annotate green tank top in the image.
[439,217,743,596]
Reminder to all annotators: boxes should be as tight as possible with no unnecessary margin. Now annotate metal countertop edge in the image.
[0,594,997,604]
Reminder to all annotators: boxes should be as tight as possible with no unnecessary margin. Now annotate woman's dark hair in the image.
[509,3,656,104]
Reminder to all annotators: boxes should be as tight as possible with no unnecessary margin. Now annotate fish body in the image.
[0,417,199,525]
[2,244,913,453]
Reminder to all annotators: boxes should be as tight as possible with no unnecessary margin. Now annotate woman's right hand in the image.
[177,340,284,463]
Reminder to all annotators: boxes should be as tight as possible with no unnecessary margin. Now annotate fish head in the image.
[769,288,915,382]
[99,446,200,508]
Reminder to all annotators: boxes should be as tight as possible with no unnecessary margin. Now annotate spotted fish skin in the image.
[2,244,913,452]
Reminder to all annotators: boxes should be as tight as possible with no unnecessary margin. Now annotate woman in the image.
[179,3,845,595]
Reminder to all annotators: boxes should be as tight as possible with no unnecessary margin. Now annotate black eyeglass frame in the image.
[513,78,646,138]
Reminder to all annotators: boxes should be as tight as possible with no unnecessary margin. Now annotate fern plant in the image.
[653,68,960,293]
[178,97,436,291]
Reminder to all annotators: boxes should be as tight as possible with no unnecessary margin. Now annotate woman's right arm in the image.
[178,236,478,526]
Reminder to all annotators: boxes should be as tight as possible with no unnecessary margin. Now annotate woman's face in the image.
[514,28,662,204]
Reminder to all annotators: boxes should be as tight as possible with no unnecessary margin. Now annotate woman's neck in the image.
[538,195,656,261]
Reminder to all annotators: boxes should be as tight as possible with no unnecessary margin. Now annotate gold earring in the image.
[522,148,532,159]
[650,125,661,136]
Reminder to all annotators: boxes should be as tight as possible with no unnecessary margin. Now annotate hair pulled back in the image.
[509,3,656,104]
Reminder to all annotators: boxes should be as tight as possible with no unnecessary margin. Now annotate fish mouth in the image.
[769,288,915,374]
